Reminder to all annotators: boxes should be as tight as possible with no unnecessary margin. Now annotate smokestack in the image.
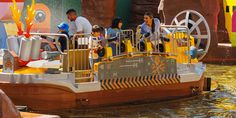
[30,36,42,60]
[7,36,20,55]
[19,37,32,61]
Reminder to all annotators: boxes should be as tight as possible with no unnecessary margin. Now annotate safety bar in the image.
[159,25,191,63]
[30,32,70,72]
[109,29,135,56]
[72,33,91,72]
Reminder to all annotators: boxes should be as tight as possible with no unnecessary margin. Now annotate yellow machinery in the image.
[103,47,113,59]
[124,39,133,53]
[164,32,198,63]
[137,38,153,53]
[135,23,198,64]
[135,26,153,53]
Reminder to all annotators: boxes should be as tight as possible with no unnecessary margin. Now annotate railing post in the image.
[30,32,70,72]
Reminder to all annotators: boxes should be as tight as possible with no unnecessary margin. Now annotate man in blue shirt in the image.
[0,21,7,49]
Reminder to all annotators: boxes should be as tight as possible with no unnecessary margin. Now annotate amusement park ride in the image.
[0,0,212,110]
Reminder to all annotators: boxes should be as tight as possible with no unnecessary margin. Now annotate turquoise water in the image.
[40,64,236,117]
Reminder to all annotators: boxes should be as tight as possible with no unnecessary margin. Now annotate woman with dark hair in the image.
[140,12,161,45]
[107,17,123,56]
[107,17,123,38]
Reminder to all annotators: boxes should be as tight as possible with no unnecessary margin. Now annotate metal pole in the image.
[30,32,70,72]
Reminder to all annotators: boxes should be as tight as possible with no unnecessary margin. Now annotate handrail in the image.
[30,32,70,72]
[159,25,191,63]
[72,33,91,72]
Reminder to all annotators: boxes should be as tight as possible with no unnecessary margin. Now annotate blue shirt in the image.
[0,21,7,49]
[140,18,160,41]
[107,28,122,38]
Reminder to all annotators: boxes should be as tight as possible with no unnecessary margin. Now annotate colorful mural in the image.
[0,0,24,36]
[0,0,81,35]
[223,0,236,45]
[233,11,236,41]
[0,0,24,21]
[233,11,236,32]
[22,0,81,33]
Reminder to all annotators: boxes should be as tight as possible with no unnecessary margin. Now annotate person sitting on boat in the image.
[57,22,69,52]
[140,12,161,50]
[89,25,104,68]
[107,17,123,56]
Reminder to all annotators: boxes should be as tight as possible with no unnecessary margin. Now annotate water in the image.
[40,64,236,118]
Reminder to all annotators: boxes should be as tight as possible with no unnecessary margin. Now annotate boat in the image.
[0,0,211,111]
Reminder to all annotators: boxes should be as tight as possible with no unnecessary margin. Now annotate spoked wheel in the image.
[171,10,211,60]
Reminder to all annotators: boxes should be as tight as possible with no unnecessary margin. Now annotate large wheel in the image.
[171,10,211,60]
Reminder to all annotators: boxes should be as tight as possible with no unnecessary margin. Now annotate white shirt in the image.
[71,16,92,34]
[68,21,77,36]
[88,37,101,59]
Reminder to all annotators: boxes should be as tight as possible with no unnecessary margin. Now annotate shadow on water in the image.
[38,64,236,118]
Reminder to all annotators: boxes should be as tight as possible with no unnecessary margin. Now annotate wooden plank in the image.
[20,112,59,118]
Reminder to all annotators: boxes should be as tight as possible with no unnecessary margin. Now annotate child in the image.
[89,25,104,69]
[57,22,69,52]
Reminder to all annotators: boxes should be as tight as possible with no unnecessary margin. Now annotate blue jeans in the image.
[89,58,100,81]
[89,58,100,69]
[109,43,116,56]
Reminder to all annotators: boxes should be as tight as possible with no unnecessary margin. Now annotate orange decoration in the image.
[24,0,36,38]
[10,0,36,38]
[10,0,23,35]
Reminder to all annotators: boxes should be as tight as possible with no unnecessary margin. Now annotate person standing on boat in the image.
[66,9,92,35]
[89,25,104,81]
[89,25,104,68]
[107,17,123,56]
[140,12,161,48]
[66,9,92,49]
[57,22,69,52]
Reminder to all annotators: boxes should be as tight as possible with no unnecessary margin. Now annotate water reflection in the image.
[41,64,236,117]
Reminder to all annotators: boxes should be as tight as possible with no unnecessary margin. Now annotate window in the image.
[226,6,230,12]
[233,6,236,12]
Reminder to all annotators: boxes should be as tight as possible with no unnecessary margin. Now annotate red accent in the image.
[0,0,24,2]
[24,33,31,38]
[17,30,23,36]
[18,60,30,67]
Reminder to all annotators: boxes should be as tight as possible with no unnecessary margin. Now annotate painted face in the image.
[144,15,153,26]
[118,22,123,29]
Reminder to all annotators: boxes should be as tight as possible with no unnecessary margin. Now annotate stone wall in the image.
[81,0,116,27]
